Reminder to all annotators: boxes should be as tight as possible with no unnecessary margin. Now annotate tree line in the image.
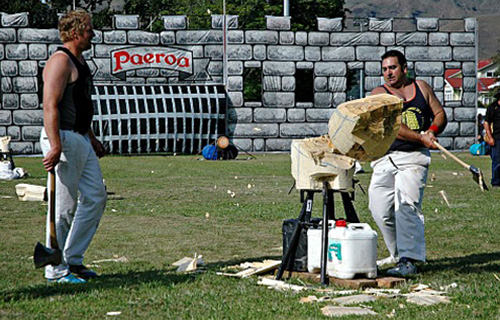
[1,0,346,31]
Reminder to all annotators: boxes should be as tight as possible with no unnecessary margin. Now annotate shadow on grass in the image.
[0,269,196,303]
[422,251,500,274]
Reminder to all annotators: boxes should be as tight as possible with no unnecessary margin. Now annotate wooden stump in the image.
[290,136,355,191]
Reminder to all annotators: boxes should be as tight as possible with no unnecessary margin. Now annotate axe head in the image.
[33,242,62,269]
[470,165,489,192]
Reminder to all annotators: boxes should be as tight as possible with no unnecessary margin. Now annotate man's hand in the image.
[91,137,106,158]
[420,132,438,149]
[486,136,495,147]
[42,146,62,172]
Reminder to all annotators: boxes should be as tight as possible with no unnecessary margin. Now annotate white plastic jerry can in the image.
[306,220,334,274]
[327,221,378,279]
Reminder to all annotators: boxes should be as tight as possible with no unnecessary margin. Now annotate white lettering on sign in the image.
[110,47,193,74]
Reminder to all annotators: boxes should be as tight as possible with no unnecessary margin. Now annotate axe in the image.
[34,171,62,268]
[433,141,489,192]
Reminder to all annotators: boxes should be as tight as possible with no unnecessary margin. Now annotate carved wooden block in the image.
[328,94,403,161]
[291,136,355,191]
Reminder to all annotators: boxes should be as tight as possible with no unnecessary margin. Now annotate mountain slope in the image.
[345,0,500,59]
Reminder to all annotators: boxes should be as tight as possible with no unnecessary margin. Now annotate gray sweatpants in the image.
[41,129,107,279]
[368,149,430,262]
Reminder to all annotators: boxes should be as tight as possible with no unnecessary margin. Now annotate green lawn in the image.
[1,152,499,319]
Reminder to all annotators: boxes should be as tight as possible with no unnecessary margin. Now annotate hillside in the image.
[345,0,500,59]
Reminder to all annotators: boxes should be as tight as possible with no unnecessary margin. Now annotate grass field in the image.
[1,152,499,319]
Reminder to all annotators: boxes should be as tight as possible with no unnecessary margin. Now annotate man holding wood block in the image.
[368,50,447,277]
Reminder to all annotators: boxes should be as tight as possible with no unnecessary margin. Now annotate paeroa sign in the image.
[111,47,193,75]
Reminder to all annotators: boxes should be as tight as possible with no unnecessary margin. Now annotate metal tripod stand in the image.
[276,181,360,285]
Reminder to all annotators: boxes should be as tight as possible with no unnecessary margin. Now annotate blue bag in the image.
[469,142,489,156]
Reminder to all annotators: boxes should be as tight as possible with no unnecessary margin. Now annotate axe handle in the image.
[49,171,59,249]
[433,141,470,170]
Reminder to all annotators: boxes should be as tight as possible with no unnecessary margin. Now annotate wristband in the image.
[428,124,439,134]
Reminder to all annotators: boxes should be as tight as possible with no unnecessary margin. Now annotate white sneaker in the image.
[387,258,418,277]
[48,274,87,284]
[377,255,399,267]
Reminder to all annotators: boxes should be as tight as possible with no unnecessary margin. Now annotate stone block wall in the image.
[0,12,478,154]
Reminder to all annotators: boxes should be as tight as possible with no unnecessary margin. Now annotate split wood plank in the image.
[241,260,281,278]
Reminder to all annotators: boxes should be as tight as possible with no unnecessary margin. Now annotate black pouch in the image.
[282,218,321,272]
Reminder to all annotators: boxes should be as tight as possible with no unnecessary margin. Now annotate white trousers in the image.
[40,129,107,279]
[368,149,430,262]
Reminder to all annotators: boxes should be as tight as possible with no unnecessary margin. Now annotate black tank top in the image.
[56,47,94,135]
[382,80,433,152]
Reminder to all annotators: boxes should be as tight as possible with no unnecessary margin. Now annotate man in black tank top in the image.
[368,50,447,277]
[484,92,500,187]
[39,9,107,284]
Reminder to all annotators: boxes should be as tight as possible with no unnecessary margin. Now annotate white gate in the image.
[91,84,227,154]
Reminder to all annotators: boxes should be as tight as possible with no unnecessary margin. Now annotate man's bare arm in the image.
[484,120,494,146]
[87,128,106,158]
[42,53,72,172]
[417,80,447,135]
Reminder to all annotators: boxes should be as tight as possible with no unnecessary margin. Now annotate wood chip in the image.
[418,289,447,295]
[91,256,128,264]
[175,254,202,273]
[406,294,450,306]
[442,283,458,291]
[439,190,451,207]
[331,294,377,305]
[218,260,281,278]
[300,295,319,303]
[215,272,241,277]
[176,259,197,273]
[172,256,204,266]
[321,306,377,317]
[363,288,401,295]
[241,260,281,278]
[257,278,307,292]
[315,289,358,295]
[235,268,258,277]
[410,283,429,292]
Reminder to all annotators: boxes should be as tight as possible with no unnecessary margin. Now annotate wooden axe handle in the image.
[433,141,470,170]
[49,171,59,249]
